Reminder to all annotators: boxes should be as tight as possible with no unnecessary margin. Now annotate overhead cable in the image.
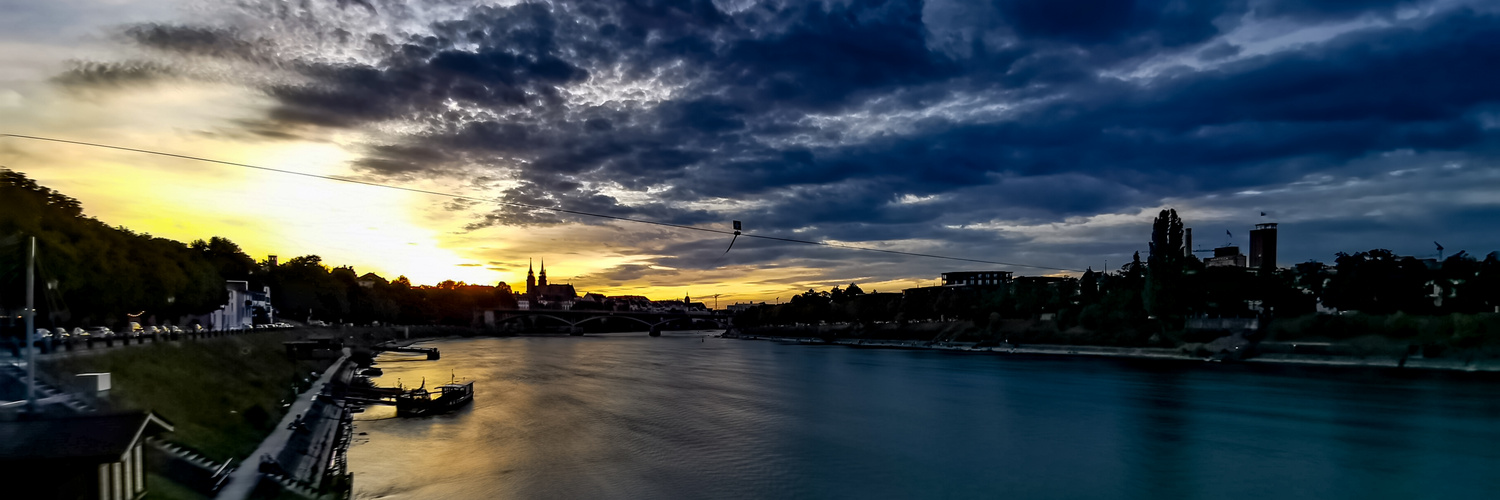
[1,133,1083,272]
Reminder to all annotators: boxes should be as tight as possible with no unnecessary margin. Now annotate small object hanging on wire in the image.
[723,220,742,255]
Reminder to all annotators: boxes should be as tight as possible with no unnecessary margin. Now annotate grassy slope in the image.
[43,331,333,461]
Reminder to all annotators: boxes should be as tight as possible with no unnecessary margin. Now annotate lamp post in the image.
[24,236,36,411]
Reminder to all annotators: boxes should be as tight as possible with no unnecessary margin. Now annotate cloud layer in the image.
[49,0,1500,291]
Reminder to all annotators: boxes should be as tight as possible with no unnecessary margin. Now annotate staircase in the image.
[147,437,230,472]
[0,362,95,413]
[145,437,241,493]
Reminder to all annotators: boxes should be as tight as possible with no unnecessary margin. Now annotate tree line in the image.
[1,169,514,332]
[2,169,224,329]
[7,168,1497,338]
[735,209,1500,344]
[256,255,516,326]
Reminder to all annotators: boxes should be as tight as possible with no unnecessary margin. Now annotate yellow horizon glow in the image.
[0,81,950,304]
[1,83,503,287]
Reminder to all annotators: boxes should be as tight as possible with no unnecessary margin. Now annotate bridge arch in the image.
[651,316,730,330]
[493,314,576,329]
[571,315,655,330]
[489,310,732,333]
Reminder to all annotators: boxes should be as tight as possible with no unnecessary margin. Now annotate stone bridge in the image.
[479,309,732,336]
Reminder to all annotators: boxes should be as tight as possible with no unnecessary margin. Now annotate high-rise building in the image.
[1249,223,1278,271]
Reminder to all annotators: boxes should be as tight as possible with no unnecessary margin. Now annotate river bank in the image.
[724,332,1500,372]
[15,325,465,499]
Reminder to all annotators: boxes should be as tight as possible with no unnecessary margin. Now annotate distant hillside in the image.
[0,169,227,330]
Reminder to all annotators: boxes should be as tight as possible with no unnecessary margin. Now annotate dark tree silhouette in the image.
[1145,208,1188,319]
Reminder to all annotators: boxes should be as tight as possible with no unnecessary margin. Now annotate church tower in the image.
[539,259,549,287]
[526,259,536,295]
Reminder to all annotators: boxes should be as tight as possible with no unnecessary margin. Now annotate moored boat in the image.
[394,379,474,417]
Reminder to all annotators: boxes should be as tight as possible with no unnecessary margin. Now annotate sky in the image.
[2,0,1498,304]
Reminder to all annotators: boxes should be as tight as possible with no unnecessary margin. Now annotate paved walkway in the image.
[217,349,349,500]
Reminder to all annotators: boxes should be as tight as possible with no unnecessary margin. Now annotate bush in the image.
[1269,312,1500,354]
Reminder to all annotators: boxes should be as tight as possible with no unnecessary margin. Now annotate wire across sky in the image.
[1,133,1083,272]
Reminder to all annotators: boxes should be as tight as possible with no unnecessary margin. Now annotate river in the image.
[348,332,1500,499]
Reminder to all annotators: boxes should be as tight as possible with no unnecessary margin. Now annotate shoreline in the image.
[724,334,1500,373]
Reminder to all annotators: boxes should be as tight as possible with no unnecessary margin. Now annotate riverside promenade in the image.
[729,334,1500,372]
[218,349,353,500]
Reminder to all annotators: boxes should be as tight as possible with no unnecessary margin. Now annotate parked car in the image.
[71,327,89,339]
[169,325,183,334]
[53,327,70,340]
[192,324,205,333]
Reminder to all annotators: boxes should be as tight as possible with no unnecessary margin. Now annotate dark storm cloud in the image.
[124,24,263,60]
[1253,0,1417,20]
[53,61,176,88]
[993,0,1231,47]
[91,0,1500,274]
[584,263,680,284]
[706,6,1500,208]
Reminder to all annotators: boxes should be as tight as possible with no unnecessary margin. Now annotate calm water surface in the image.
[349,333,1500,499]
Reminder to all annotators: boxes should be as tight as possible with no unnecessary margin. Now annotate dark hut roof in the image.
[0,411,173,463]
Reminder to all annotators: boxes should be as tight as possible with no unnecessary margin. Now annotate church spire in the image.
[538,259,548,286]
[526,258,536,294]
